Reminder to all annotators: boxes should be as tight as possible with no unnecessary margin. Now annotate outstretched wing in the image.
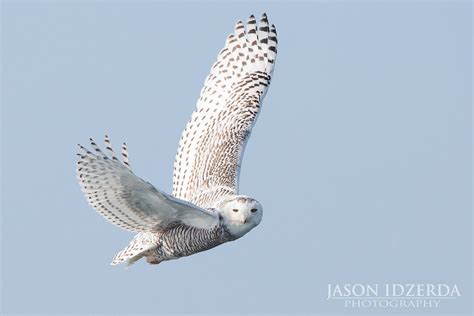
[172,13,277,208]
[76,137,219,233]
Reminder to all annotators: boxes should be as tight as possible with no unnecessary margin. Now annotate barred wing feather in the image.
[76,137,219,233]
[172,14,277,208]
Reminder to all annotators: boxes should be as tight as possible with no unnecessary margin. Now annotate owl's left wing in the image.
[172,14,277,208]
[76,137,219,233]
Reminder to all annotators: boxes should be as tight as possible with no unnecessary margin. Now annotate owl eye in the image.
[251,208,258,213]
[233,209,239,212]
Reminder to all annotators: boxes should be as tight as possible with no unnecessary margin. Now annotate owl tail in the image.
[111,232,159,266]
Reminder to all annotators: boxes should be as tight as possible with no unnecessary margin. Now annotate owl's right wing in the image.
[76,137,219,233]
[172,14,277,207]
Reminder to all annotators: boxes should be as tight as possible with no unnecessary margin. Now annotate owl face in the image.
[218,195,263,237]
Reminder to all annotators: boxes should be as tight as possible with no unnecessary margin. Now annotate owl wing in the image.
[76,137,219,233]
[172,14,277,208]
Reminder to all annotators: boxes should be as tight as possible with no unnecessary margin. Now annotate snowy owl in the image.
[76,13,277,266]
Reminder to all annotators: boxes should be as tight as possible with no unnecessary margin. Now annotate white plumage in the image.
[76,13,277,266]
[173,14,277,207]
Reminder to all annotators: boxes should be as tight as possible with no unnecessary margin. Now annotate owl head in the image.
[217,195,263,238]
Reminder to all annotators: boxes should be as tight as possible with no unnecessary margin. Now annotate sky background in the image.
[1,1,472,315]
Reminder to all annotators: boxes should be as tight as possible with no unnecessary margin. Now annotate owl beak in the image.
[243,217,249,224]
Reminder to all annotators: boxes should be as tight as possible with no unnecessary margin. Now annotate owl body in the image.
[111,195,260,265]
[112,221,234,265]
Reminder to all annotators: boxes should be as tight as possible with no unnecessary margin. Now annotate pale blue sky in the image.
[1,1,472,315]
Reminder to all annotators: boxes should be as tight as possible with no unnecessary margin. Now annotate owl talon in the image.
[146,256,161,265]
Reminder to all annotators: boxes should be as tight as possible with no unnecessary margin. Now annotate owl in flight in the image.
[76,13,277,266]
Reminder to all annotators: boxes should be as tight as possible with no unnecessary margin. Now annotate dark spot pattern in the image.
[172,13,277,209]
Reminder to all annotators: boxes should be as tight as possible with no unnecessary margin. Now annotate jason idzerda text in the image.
[327,283,461,309]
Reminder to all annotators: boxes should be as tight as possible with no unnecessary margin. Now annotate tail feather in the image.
[111,232,159,266]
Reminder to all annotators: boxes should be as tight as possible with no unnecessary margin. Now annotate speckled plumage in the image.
[76,13,277,266]
[173,14,277,208]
